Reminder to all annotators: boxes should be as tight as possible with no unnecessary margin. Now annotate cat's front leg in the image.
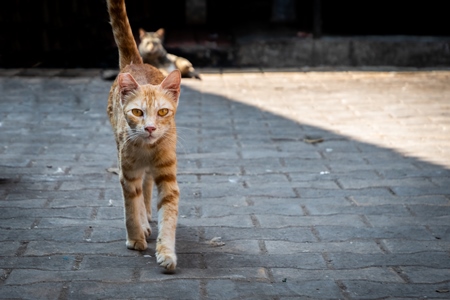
[120,170,148,251]
[155,177,179,270]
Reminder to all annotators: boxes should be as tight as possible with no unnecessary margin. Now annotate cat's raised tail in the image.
[106,0,143,70]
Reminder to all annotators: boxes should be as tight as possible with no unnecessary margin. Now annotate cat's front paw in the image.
[126,239,148,251]
[155,245,177,270]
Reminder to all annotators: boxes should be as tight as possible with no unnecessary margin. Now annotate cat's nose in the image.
[145,126,156,133]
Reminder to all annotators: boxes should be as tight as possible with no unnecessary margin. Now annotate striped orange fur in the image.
[106,0,181,271]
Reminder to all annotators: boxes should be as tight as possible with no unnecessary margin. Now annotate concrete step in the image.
[165,30,450,68]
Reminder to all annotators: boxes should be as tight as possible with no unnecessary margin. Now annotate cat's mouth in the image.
[145,133,158,144]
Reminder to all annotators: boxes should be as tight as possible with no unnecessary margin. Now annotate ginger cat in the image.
[106,0,181,270]
[138,27,201,80]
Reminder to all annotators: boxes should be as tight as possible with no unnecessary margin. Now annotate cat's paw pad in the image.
[155,248,177,270]
[126,239,148,251]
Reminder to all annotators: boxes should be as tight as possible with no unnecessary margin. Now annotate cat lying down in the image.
[102,27,201,81]
[138,28,201,80]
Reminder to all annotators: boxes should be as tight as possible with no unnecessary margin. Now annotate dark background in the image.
[1,0,449,68]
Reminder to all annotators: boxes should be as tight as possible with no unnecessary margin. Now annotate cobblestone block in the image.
[0,283,64,300]
[271,267,403,282]
[67,281,200,299]
[329,252,450,269]
[316,225,434,241]
[343,281,450,299]
[265,241,383,255]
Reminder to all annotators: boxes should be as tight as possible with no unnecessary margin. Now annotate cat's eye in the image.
[131,109,143,117]
[158,108,169,116]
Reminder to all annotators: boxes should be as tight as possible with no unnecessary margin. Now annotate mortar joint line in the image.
[131,268,141,282]
[404,205,417,217]
[321,252,334,270]
[15,240,29,256]
[310,225,322,242]
[335,279,352,300]
[30,218,42,230]
[391,266,411,283]
[334,179,344,189]
[72,254,83,271]
[265,268,276,284]
[199,279,208,300]
[301,205,310,216]
[359,214,373,227]
[57,283,70,300]
[374,238,390,254]
[345,196,358,207]
[0,269,12,286]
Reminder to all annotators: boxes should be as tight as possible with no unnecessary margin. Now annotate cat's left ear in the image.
[161,70,181,105]
[118,73,139,105]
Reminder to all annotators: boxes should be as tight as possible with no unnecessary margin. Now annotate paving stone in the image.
[0,241,21,256]
[271,267,403,282]
[141,267,270,281]
[177,240,261,255]
[329,252,450,269]
[0,282,64,300]
[343,281,450,299]
[352,195,450,205]
[203,226,316,243]
[6,268,135,285]
[315,225,434,242]
[265,241,383,255]
[206,279,344,299]
[67,281,200,299]
[0,227,86,242]
[0,255,76,271]
[383,239,450,253]
[305,203,410,216]
[24,241,137,256]
[401,266,450,283]
[366,215,450,226]
[257,214,367,228]
[203,253,326,269]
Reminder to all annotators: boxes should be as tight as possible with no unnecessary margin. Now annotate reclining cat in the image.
[138,28,201,80]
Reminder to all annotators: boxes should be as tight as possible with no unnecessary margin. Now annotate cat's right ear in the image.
[118,73,139,105]
[155,28,165,39]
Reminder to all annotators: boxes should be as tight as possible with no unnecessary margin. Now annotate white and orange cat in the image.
[106,0,181,270]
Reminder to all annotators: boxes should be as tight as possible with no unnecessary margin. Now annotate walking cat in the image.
[138,27,201,79]
[106,0,181,270]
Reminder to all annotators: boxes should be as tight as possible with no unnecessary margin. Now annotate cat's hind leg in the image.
[142,171,153,238]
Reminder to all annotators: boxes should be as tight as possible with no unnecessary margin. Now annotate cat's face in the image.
[138,28,166,58]
[123,87,176,144]
[123,89,176,145]
[117,71,180,145]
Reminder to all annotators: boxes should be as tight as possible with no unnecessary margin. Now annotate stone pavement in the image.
[0,68,449,299]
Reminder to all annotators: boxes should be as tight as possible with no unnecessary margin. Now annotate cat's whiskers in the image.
[163,126,190,155]
[122,130,144,148]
